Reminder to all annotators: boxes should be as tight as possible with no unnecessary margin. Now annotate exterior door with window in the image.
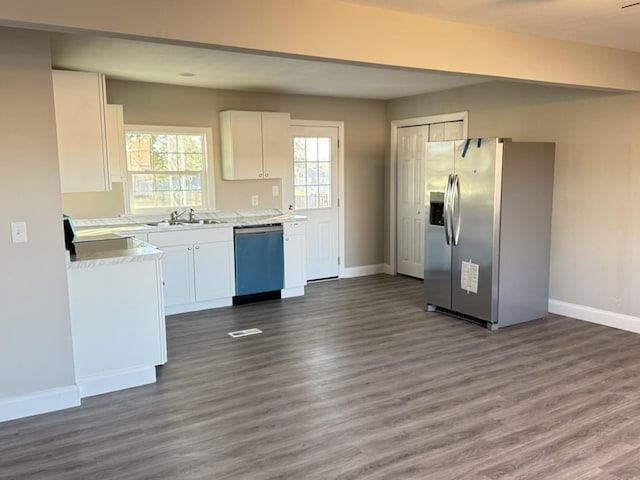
[292,125,339,280]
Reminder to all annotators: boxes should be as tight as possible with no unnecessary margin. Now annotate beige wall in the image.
[69,80,387,269]
[1,0,640,91]
[387,81,640,317]
[0,28,77,408]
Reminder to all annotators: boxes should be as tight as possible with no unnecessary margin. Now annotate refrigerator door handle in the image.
[452,174,462,246]
[444,174,453,245]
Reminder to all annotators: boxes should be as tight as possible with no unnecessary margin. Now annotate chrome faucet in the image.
[171,208,195,222]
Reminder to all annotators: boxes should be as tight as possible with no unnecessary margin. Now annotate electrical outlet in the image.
[11,221,28,243]
[272,185,279,197]
[251,194,259,206]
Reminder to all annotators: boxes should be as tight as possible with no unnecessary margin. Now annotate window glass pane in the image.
[307,186,319,209]
[318,162,331,185]
[295,186,306,209]
[125,129,208,212]
[293,137,306,162]
[305,138,318,162]
[319,186,331,208]
[318,138,330,162]
[294,162,306,185]
[293,136,332,210]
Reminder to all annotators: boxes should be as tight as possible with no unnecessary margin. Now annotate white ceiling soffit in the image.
[344,0,640,53]
[49,33,491,101]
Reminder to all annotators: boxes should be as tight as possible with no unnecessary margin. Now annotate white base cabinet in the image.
[68,259,166,398]
[282,221,307,298]
[148,227,235,315]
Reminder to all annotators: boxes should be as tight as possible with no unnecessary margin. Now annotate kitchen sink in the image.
[144,219,226,227]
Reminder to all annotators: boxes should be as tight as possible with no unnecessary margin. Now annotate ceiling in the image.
[49,0,640,101]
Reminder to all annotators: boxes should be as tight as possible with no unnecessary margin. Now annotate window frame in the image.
[123,124,215,215]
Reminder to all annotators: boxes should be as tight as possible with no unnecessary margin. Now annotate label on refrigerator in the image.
[461,260,479,294]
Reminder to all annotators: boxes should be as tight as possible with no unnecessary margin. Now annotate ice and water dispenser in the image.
[429,192,445,227]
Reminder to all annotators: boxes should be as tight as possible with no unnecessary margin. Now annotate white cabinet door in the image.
[220,110,264,179]
[106,104,126,181]
[283,222,306,290]
[220,110,291,179]
[52,70,110,192]
[193,241,236,302]
[262,112,291,179]
[161,245,195,307]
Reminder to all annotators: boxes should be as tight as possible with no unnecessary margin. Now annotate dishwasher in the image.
[233,223,284,304]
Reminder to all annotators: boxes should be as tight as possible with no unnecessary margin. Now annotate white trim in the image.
[290,119,345,279]
[341,264,386,278]
[281,286,305,298]
[549,299,640,334]
[77,366,157,398]
[0,385,81,423]
[165,297,233,315]
[389,112,468,275]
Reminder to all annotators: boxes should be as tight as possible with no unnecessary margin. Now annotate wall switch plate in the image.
[272,185,279,196]
[11,221,28,243]
[251,194,259,206]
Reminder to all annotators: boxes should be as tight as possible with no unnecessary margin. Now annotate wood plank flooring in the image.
[3,274,640,479]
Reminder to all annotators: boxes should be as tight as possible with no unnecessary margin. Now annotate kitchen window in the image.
[124,125,213,214]
[293,136,332,209]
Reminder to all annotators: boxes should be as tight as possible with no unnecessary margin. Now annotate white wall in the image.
[387,81,640,322]
[0,27,79,422]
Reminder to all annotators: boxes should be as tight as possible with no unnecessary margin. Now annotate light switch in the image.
[251,195,259,206]
[272,185,279,197]
[11,221,28,243]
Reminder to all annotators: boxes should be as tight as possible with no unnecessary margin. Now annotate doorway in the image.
[291,122,343,281]
[391,112,468,278]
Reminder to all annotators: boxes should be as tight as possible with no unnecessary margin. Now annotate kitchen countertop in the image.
[68,237,163,269]
[68,210,306,268]
[74,210,307,240]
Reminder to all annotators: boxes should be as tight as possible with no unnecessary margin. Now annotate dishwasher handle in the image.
[234,224,283,235]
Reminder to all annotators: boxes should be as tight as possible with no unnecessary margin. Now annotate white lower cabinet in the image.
[68,258,166,398]
[148,227,235,314]
[161,245,196,307]
[282,221,307,298]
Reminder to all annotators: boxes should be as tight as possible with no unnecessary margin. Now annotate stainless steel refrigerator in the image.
[424,138,555,330]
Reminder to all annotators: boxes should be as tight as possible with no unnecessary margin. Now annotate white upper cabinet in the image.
[52,70,111,192]
[106,104,126,182]
[220,110,291,180]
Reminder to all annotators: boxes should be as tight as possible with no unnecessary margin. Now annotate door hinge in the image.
[337,198,340,208]
[338,256,340,265]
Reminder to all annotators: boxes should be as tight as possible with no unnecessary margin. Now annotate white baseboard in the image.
[549,299,640,334]
[0,385,81,423]
[281,286,305,298]
[165,297,233,315]
[77,366,157,398]
[382,264,394,275]
[341,264,386,278]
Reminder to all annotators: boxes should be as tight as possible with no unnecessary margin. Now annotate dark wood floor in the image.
[3,274,640,479]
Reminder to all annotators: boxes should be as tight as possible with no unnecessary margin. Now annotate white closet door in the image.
[397,125,428,278]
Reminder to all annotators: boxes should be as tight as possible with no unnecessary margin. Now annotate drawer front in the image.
[284,222,306,236]
[148,226,233,247]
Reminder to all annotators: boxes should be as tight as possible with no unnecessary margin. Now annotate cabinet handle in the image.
[265,173,269,178]
[187,247,192,251]
[258,173,263,178]
[195,245,200,250]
